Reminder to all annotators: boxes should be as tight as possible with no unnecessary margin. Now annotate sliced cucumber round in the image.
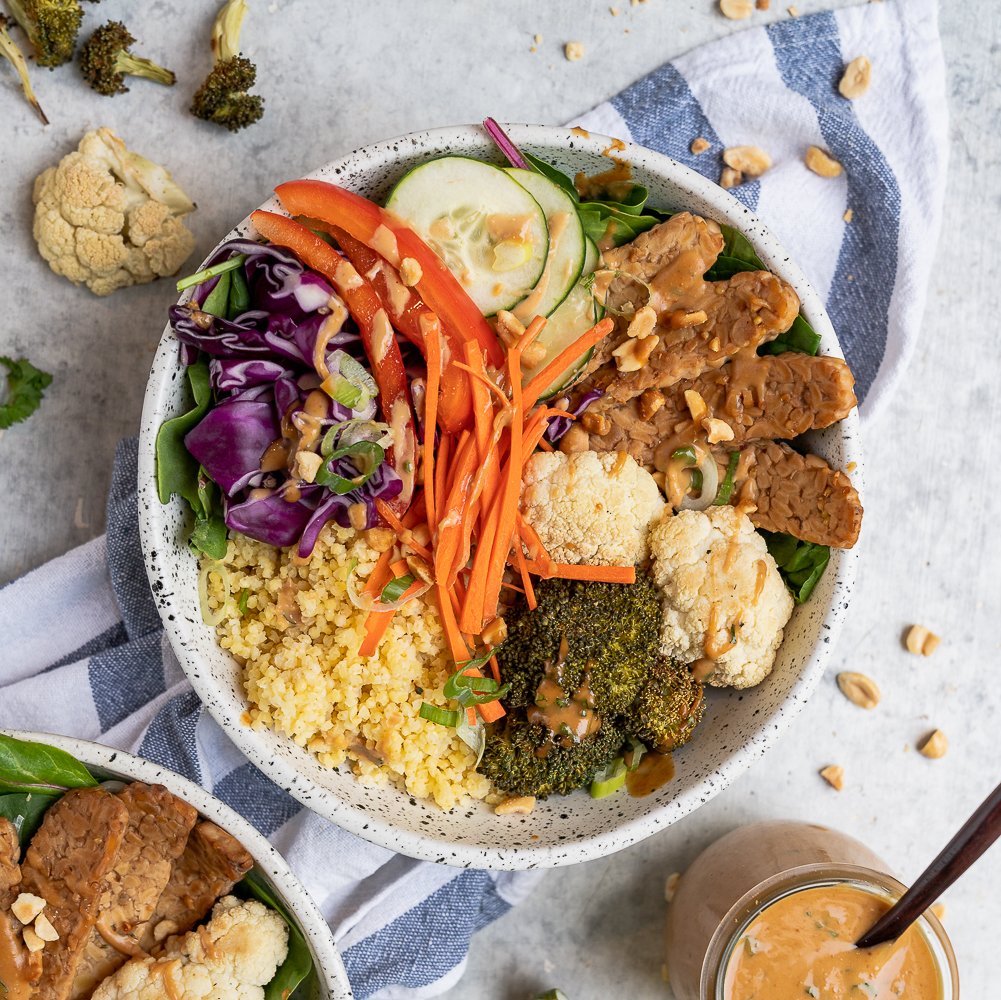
[385,156,548,316]
[528,238,604,399]
[504,168,585,322]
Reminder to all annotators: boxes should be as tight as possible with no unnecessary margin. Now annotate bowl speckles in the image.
[1,730,351,998]
[137,125,862,870]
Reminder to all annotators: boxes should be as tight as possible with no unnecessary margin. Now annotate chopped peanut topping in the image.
[638,388,665,421]
[690,137,711,156]
[905,624,941,656]
[33,913,59,942]
[581,411,612,436]
[11,893,46,925]
[626,305,658,340]
[364,527,395,553]
[843,208,854,223]
[613,333,660,372]
[292,450,322,484]
[684,389,708,423]
[919,729,948,759]
[564,41,585,61]
[495,309,526,347]
[669,309,708,329]
[756,0,770,7]
[399,257,423,286]
[819,764,845,791]
[494,795,537,815]
[839,55,872,99]
[521,340,548,369]
[348,502,368,532]
[805,146,844,178]
[704,417,735,444]
[23,926,45,953]
[720,166,743,189]
[787,5,799,15]
[837,671,880,710]
[720,0,754,18]
[723,146,772,177]
[481,615,508,646]
[406,554,434,585]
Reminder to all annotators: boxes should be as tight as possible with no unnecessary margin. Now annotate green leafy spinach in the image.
[0,792,59,848]
[0,734,98,795]
[0,356,52,430]
[761,531,831,604]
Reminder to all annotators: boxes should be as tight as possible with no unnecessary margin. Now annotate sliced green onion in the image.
[227,264,250,318]
[456,711,487,765]
[381,574,415,603]
[690,468,703,494]
[314,441,386,495]
[323,372,364,409]
[589,758,627,799]
[322,351,379,410]
[340,353,378,400]
[200,269,231,318]
[419,703,460,727]
[238,588,250,616]
[444,663,497,699]
[176,253,248,292]
[624,737,647,772]
[671,445,697,465]
[713,451,741,506]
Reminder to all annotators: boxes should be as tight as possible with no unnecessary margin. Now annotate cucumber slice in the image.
[386,156,548,316]
[504,168,586,322]
[528,239,604,399]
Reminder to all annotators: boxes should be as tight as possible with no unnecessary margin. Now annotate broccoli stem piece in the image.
[191,0,263,132]
[0,14,48,124]
[5,0,83,68]
[79,21,175,96]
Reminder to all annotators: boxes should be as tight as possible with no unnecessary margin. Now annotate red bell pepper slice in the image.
[250,209,417,513]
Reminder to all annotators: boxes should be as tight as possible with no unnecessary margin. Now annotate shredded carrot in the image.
[375,498,406,535]
[460,490,500,633]
[477,697,505,723]
[434,432,451,524]
[537,437,554,452]
[514,540,537,611]
[422,320,442,527]
[359,553,425,656]
[522,317,614,410]
[452,360,511,409]
[525,560,636,584]
[521,315,547,350]
[466,706,477,727]
[436,583,469,662]
[487,653,501,683]
[434,430,478,584]
[463,342,493,462]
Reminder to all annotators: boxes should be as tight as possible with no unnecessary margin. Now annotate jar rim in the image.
[699,863,959,1000]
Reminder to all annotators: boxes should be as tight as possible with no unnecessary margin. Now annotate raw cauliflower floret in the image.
[649,506,793,689]
[521,450,665,566]
[91,896,288,1000]
[32,127,196,296]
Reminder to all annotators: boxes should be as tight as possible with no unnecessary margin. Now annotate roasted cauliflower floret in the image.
[521,450,665,566]
[32,127,195,296]
[648,506,793,689]
[91,896,288,1000]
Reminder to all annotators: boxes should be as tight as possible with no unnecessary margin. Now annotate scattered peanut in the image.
[756,0,770,7]
[684,389,708,423]
[819,764,845,791]
[364,527,395,553]
[612,333,659,372]
[839,55,872,99]
[836,671,881,710]
[399,257,423,286]
[930,902,947,922]
[610,5,621,14]
[705,417,735,444]
[638,388,666,421]
[521,339,548,369]
[720,166,743,189]
[564,41,585,61]
[494,795,537,815]
[905,624,941,656]
[665,871,682,902]
[534,33,543,44]
[405,554,434,585]
[581,410,612,436]
[495,309,526,347]
[787,5,799,15]
[843,208,854,223]
[668,309,708,329]
[919,729,948,759]
[23,926,45,953]
[11,893,46,925]
[723,145,772,177]
[481,615,508,647]
[720,0,754,18]
[347,502,368,532]
[805,145,843,178]
[690,137,711,156]
[33,913,59,942]
[626,304,658,340]
[292,450,322,484]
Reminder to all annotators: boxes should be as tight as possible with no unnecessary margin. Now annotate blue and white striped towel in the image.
[0,3,946,997]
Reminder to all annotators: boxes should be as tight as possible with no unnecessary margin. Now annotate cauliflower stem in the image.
[0,13,48,123]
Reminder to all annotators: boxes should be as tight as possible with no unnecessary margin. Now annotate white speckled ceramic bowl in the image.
[138,125,863,870]
[1,730,352,999]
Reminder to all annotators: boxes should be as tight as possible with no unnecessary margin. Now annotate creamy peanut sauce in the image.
[724,885,943,1000]
[370,309,395,364]
[626,750,675,797]
[704,604,739,660]
[312,298,348,379]
[575,149,633,203]
[752,560,768,606]
[513,211,572,324]
[0,916,31,1000]
[370,224,400,266]
[570,125,590,138]
[486,213,536,242]
[527,638,602,747]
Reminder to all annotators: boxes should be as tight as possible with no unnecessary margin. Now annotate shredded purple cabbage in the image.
[170,238,403,556]
[545,388,604,443]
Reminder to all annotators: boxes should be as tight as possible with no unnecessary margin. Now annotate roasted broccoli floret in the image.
[497,576,662,716]
[0,14,48,124]
[623,658,705,751]
[190,0,263,132]
[481,717,625,799]
[79,21,175,96]
[5,0,82,68]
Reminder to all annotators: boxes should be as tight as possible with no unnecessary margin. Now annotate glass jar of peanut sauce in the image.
[665,821,959,1000]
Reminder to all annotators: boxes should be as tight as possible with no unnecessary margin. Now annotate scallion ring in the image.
[713,450,741,506]
[380,574,415,603]
[176,253,248,292]
[314,440,386,495]
[419,703,461,727]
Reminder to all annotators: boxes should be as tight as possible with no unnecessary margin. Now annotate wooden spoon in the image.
[856,777,1001,948]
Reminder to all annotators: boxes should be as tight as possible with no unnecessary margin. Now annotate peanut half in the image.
[919,729,948,759]
[836,671,881,710]
[819,764,845,791]
[905,624,941,656]
[839,55,873,99]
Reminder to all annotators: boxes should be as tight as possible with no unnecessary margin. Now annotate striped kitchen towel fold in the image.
[575,0,947,416]
[0,3,947,997]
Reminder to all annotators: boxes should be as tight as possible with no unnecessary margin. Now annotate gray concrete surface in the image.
[1,1,998,998]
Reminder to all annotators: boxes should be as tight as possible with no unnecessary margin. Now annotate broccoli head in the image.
[624,658,705,751]
[191,0,263,132]
[480,717,625,798]
[497,576,662,716]
[79,21,175,96]
[190,55,263,132]
[6,0,83,68]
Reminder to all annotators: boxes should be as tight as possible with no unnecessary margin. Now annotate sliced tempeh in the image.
[18,788,129,1000]
[139,820,253,953]
[584,213,801,402]
[1,816,44,995]
[70,783,198,998]
[717,440,862,548]
[578,353,857,464]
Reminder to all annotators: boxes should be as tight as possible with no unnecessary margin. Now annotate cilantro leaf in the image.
[0,356,52,430]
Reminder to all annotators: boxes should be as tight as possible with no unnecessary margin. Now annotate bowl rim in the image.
[0,729,353,999]
[138,123,863,869]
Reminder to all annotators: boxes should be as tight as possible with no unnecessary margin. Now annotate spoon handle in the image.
[856,777,1001,949]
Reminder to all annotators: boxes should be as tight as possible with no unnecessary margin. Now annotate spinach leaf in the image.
[190,467,228,560]
[522,150,579,200]
[0,792,58,847]
[718,224,765,268]
[227,265,251,319]
[758,316,822,357]
[236,868,315,1000]
[201,270,232,318]
[155,358,212,507]
[0,734,97,795]
[0,356,52,430]
[761,531,830,604]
